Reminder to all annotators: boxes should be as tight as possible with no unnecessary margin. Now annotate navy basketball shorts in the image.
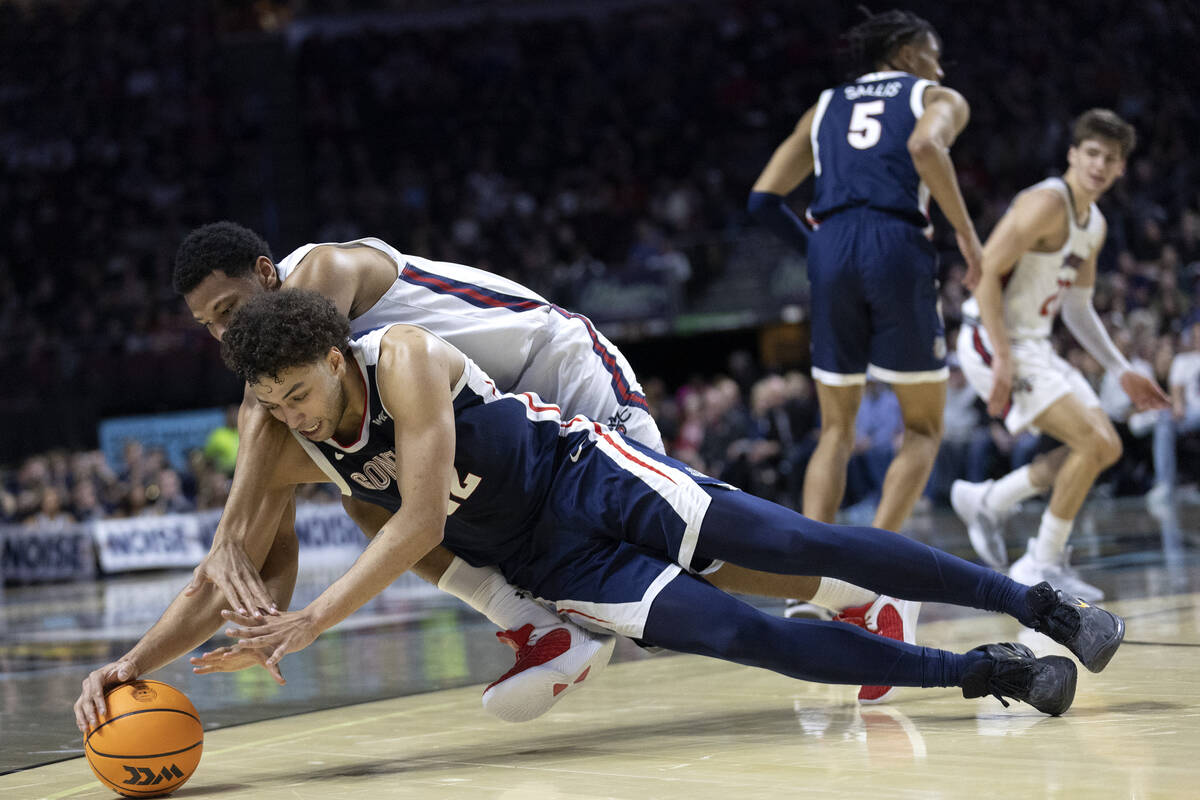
[494,424,730,640]
[806,209,947,386]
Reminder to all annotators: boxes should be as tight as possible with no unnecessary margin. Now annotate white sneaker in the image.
[482,622,616,723]
[784,600,834,620]
[950,479,1009,570]
[1008,539,1104,602]
[833,595,921,704]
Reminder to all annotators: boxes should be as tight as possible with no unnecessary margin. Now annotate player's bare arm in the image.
[73,491,302,732]
[747,105,817,251]
[227,326,460,667]
[1061,220,1169,412]
[284,244,397,320]
[183,393,297,618]
[974,188,1068,416]
[908,85,983,286]
[752,104,817,195]
[188,245,394,616]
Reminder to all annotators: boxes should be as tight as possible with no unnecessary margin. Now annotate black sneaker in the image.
[1026,581,1125,673]
[961,642,1077,716]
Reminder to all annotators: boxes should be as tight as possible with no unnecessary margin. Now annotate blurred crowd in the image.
[3,0,1200,524]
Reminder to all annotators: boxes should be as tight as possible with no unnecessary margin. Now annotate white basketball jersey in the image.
[274,238,554,392]
[963,178,1104,340]
[271,239,653,445]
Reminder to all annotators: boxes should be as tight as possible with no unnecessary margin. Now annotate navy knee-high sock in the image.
[698,488,1035,626]
[643,572,987,688]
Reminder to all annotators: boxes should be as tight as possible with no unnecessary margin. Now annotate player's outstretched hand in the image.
[184,538,278,619]
[190,645,286,685]
[74,659,138,733]
[957,230,984,291]
[1120,370,1170,412]
[223,608,321,670]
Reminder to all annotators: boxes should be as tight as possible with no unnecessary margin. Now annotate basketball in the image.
[84,680,203,797]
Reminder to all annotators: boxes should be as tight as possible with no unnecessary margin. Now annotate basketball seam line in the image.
[86,707,202,741]
[87,740,203,760]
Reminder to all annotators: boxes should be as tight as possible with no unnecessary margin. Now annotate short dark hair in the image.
[221,289,350,385]
[1072,109,1136,159]
[173,221,273,296]
[841,8,938,78]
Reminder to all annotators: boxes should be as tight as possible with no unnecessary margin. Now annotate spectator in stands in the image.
[25,487,75,528]
[204,405,240,475]
[145,467,195,516]
[1099,328,1158,495]
[1149,313,1200,505]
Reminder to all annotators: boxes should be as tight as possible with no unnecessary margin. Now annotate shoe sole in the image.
[482,635,616,723]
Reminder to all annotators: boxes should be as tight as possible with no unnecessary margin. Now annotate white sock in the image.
[808,578,878,612]
[437,557,562,630]
[985,465,1041,514]
[1033,511,1073,564]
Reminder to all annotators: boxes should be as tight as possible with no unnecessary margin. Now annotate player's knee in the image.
[817,421,857,453]
[701,613,776,660]
[1095,426,1123,468]
[903,414,943,444]
[1076,422,1122,468]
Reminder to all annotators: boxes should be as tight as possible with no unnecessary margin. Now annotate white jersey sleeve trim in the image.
[910,79,933,119]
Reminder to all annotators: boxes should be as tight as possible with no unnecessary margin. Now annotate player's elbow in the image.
[907,135,943,165]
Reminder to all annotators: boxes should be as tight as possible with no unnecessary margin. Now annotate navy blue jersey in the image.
[808,71,934,227]
[292,326,567,568]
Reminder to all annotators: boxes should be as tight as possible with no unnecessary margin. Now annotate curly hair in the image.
[1072,109,1136,159]
[840,8,938,79]
[221,289,350,385]
[173,221,273,296]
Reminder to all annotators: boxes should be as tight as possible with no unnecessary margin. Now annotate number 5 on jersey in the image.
[848,100,885,149]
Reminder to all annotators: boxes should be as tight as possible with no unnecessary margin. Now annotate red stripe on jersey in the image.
[520,392,561,414]
[595,422,675,484]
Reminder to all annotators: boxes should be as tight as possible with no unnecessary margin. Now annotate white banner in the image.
[92,514,209,573]
[0,524,97,583]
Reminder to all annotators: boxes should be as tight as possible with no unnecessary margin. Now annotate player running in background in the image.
[951,109,1168,600]
[749,9,982,542]
[747,10,981,650]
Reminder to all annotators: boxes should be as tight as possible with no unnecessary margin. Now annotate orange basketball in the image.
[84,680,203,797]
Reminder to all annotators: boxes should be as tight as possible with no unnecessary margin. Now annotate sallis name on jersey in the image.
[844,81,902,101]
[351,449,481,514]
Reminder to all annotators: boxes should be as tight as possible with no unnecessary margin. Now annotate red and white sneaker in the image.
[833,595,921,704]
[481,622,616,723]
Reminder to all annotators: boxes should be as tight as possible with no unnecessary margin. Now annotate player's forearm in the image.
[973,273,1012,361]
[910,143,974,238]
[308,512,444,632]
[213,401,295,561]
[124,539,299,675]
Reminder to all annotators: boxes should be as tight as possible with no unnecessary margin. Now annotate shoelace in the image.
[985,659,1037,708]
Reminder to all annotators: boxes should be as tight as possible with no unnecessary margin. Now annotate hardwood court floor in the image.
[5,591,1200,800]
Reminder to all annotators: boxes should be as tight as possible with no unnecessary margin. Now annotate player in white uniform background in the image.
[951,109,1168,599]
